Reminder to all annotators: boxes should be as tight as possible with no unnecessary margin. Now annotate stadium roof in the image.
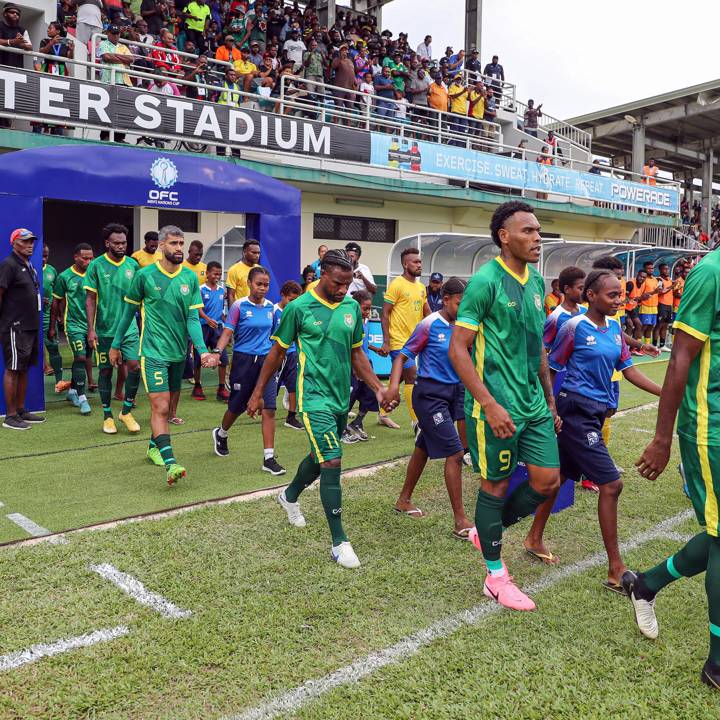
[567,78,720,176]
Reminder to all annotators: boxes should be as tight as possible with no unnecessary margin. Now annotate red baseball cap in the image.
[10,228,37,244]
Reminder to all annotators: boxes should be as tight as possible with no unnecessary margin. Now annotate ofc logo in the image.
[147,157,180,207]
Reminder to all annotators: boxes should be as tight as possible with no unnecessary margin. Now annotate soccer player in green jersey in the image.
[449,201,561,611]
[85,224,142,436]
[109,225,218,486]
[247,249,397,569]
[42,243,67,392]
[624,251,720,689]
[50,243,95,415]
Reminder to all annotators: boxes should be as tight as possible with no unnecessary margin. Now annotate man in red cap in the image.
[0,228,45,429]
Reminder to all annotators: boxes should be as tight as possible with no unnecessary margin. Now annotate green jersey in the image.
[42,263,57,322]
[53,266,89,336]
[123,262,203,362]
[456,256,547,421]
[272,288,364,414]
[673,252,720,446]
[84,254,140,339]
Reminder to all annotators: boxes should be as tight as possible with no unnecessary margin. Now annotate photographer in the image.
[345,242,376,296]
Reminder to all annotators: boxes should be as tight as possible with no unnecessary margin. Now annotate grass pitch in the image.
[3,358,713,720]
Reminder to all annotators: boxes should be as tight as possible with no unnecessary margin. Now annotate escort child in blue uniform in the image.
[388,277,473,538]
[192,261,229,402]
[211,266,285,475]
[526,269,661,591]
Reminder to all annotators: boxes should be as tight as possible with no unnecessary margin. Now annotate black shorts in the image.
[277,350,297,392]
[1,328,38,372]
[626,307,639,320]
[228,351,277,415]
[556,389,619,486]
[349,374,378,413]
[194,325,228,367]
[657,304,673,323]
[413,377,464,460]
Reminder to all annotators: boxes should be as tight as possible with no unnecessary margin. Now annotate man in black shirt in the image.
[0,3,31,68]
[0,228,45,430]
[426,272,444,312]
[140,0,166,37]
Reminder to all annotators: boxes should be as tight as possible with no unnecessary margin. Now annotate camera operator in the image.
[345,242,376,296]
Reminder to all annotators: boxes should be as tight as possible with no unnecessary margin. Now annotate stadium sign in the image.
[0,68,370,163]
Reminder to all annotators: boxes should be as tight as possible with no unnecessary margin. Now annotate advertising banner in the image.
[370,133,680,213]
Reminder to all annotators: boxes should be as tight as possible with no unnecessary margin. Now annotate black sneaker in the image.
[18,409,45,424]
[284,415,303,430]
[212,427,229,457]
[341,428,359,444]
[349,423,368,441]
[701,659,720,689]
[2,414,30,430]
[263,456,286,475]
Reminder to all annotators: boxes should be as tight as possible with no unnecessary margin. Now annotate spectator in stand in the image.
[135,18,154,44]
[331,44,358,123]
[428,71,448,115]
[359,70,374,111]
[483,87,497,128]
[354,43,370,83]
[642,158,659,185]
[148,66,180,95]
[426,272,443,312]
[282,27,305,71]
[373,64,396,122]
[467,78,485,139]
[546,129,564,165]
[182,0,210,54]
[233,44,258,94]
[151,28,182,78]
[139,0,167,39]
[116,1,135,28]
[483,54,505,83]
[394,88,409,125]
[383,50,408,94]
[215,34,240,63]
[345,242,377,296]
[465,47,481,76]
[300,265,316,292]
[248,40,263,66]
[216,67,242,108]
[446,48,464,74]
[524,98,543,137]
[0,4,31,77]
[588,159,602,175]
[74,0,104,46]
[416,34,432,60]
[407,66,431,127]
[184,53,210,100]
[35,22,73,135]
[303,37,325,98]
[310,245,327,275]
[447,73,468,143]
[97,23,133,151]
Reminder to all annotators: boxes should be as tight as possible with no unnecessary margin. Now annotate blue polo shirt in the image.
[225,296,276,355]
[200,284,225,327]
[401,311,458,384]
[549,314,632,405]
[543,303,587,351]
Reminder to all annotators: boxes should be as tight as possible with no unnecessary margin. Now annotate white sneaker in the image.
[282,389,290,410]
[277,491,306,527]
[661,345,672,353]
[622,571,659,639]
[378,413,400,429]
[331,541,361,569]
[463,452,472,466]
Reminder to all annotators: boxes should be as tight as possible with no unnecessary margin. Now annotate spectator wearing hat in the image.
[215,34,240,63]
[426,272,444,312]
[483,54,505,83]
[345,242,376,296]
[233,44,258,94]
[282,27,305,70]
[427,71,448,115]
[97,25,131,142]
[248,40,263,66]
[0,4,31,73]
[465,48,481,77]
[416,34,432,61]
[331,43,358,122]
[0,229,45,430]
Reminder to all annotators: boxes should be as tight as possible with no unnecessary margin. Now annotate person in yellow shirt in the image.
[233,45,258,93]
[543,278,563,315]
[183,0,210,53]
[131,231,161,268]
[468,79,485,138]
[447,74,468,141]
[226,239,261,305]
[182,240,207,285]
[381,247,430,427]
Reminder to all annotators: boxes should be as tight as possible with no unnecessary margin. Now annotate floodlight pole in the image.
[465,0,482,58]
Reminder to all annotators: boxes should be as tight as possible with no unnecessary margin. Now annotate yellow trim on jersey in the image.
[475,416,488,477]
[70,266,87,278]
[471,323,486,420]
[301,411,324,462]
[51,292,62,300]
[189,303,204,310]
[140,356,150,394]
[155,260,183,279]
[271,334,290,349]
[103,253,125,267]
[674,320,709,343]
[84,286,98,293]
[309,287,339,310]
[296,338,306,411]
[351,340,363,349]
[495,256,528,285]
[139,305,146,356]
[123,296,141,305]
[456,320,479,332]
[698,342,718,535]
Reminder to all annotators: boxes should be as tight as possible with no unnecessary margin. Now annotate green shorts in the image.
[66,332,88,359]
[467,411,560,481]
[680,435,720,537]
[96,334,139,369]
[300,411,348,463]
[141,357,185,394]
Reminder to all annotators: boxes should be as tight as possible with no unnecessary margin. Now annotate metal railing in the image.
[634,226,706,249]
[462,69,516,108]
[515,99,592,152]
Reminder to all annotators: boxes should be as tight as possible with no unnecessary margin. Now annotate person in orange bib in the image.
[654,262,674,351]
[624,269,646,340]
[642,158,658,185]
[638,261,660,342]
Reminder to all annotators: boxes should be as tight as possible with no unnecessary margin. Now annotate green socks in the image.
[707,537,720,665]
[47,337,63,382]
[475,489,505,564]
[501,480,548,528]
[284,454,320,503]
[319,466,347,545]
[122,370,140,415]
[99,370,113,420]
[154,434,176,468]
[71,359,86,396]
[643,532,711,594]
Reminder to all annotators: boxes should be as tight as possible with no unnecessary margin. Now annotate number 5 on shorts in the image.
[153,371,164,386]
[498,449,512,472]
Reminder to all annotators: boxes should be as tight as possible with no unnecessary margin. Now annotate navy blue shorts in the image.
[228,351,277,415]
[194,325,228,368]
[390,349,415,370]
[350,375,379,413]
[277,350,297,392]
[556,389,619,486]
[412,377,464,459]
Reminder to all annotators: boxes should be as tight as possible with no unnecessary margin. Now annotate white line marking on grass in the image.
[0,626,129,672]
[6,513,51,537]
[226,509,694,720]
[89,563,192,619]
[613,402,659,418]
[0,501,4,508]
[659,531,695,543]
